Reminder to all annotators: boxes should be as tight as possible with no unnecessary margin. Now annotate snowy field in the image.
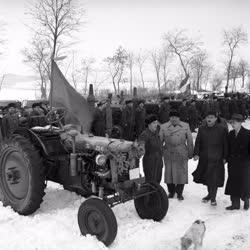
[1,122,250,250]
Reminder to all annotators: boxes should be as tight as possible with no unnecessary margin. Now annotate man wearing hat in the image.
[138,114,163,183]
[1,103,19,138]
[225,114,250,210]
[122,99,135,140]
[193,110,228,206]
[160,110,193,200]
[91,100,106,136]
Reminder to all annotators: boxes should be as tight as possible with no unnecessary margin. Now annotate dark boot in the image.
[226,196,240,210]
[244,198,249,210]
[202,194,211,203]
[176,184,184,201]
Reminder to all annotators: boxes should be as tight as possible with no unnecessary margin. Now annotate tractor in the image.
[0,108,169,246]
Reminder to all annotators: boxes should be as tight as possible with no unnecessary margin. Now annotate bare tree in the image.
[222,27,248,93]
[23,35,51,99]
[127,51,134,95]
[230,64,240,91]
[151,49,162,94]
[104,46,128,94]
[190,49,210,91]
[164,29,201,84]
[238,59,249,88]
[27,0,84,98]
[81,57,95,95]
[161,47,171,90]
[211,73,224,92]
[136,51,147,89]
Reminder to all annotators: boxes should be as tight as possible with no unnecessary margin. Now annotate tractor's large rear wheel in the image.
[134,183,168,221]
[0,135,46,215]
[78,198,117,246]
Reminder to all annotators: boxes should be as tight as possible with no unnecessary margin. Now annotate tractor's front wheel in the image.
[134,183,168,221]
[0,135,46,215]
[78,198,117,246]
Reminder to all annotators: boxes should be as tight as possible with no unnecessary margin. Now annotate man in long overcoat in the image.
[225,114,250,210]
[138,115,163,184]
[160,110,193,200]
[193,110,228,206]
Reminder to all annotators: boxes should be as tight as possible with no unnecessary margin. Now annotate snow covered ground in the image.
[1,122,250,250]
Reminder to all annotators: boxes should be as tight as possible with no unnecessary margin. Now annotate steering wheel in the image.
[45,108,66,125]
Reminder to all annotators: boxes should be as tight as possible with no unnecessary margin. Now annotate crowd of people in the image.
[1,93,250,211]
[138,108,250,211]
[0,102,48,139]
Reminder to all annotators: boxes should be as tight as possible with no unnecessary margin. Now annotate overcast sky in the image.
[0,0,249,98]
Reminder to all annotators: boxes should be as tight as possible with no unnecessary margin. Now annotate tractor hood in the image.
[60,130,138,153]
[75,134,134,153]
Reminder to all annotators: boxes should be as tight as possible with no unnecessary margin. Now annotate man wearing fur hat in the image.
[225,114,250,210]
[138,115,163,183]
[193,110,228,206]
[160,110,193,200]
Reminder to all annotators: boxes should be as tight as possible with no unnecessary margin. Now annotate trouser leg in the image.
[208,185,218,201]
[176,184,184,195]
[167,184,176,195]
[231,196,240,207]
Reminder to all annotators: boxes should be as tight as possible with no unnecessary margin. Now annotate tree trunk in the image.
[241,74,245,88]
[139,67,145,89]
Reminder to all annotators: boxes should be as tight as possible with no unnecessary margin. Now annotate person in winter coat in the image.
[135,99,146,138]
[91,100,106,136]
[158,96,171,123]
[160,110,194,200]
[193,110,228,206]
[188,100,199,132]
[138,115,163,184]
[225,114,250,210]
[122,100,135,141]
[178,99,189,123]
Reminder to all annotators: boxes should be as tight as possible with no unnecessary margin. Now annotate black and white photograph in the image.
[0,0,250,249]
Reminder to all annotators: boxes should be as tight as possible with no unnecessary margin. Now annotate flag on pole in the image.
[50,61,93,132]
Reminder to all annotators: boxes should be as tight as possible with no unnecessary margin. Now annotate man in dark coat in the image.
[158,96,171,123]
[225,114,250,210]
[178,98,189,123]
[229,97,239,118]
[188,100,199,132]
[193,110,228,206]
[122,100,135,140]
[135,99,146,138]
[91,100,106,136]
[138,115,163,183]
[220,97,230,120]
